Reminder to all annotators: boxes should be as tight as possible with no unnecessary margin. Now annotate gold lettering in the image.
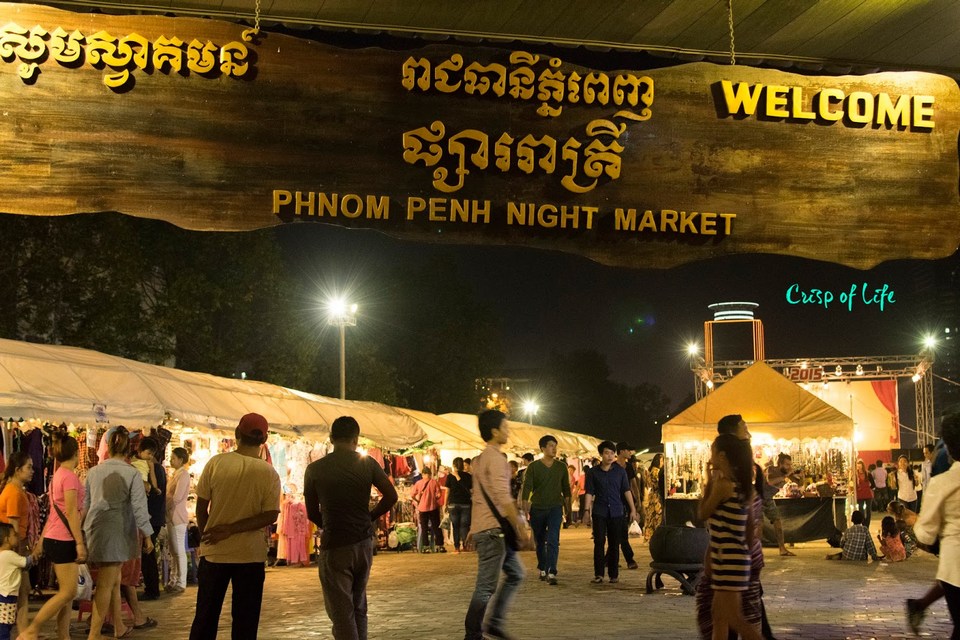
[581,206,598,230]
[449,199,470,223]
[319,192,337,217]
[764,85,789,118]
[537,204,558,228]
[912,95,935,129]
[700,212,717,235]
[638,210,656,232]
[720,213,736,234]
[341,194,364,218]
[876,93,910,127]
[428,197,447,221]
[473,200,491,224]
[679,211,698,234]
[789,87,815,119]
[506,202,527,226]
[560,206,578,229]
[847,91,873,124]
[660,209,678,233]
[294,191,315,216]
[272,190,292,214]
[615,207,637,231]
[367,195,389,220]
[406,197,426,220]
[817,89,844,122]
[720,80,763,116]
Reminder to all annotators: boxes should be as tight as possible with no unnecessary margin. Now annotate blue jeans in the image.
[529,505,563,575]
[464,529,525,639]
[448,504,472,550]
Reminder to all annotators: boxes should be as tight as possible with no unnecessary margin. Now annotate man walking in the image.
[465,410,530,640]
[615,442,640,571]
[304,416,398,640]
[189,413,282,640]
[584,440,637,584]
[521,435,571,585]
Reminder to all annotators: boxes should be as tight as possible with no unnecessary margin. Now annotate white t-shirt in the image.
[196,451,281,564]
[898,470,918,503]
[0,549,27,597]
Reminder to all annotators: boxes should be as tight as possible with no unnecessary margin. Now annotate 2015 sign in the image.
[784,367,823,383]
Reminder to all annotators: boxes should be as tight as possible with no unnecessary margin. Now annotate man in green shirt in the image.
[521,435,571,585]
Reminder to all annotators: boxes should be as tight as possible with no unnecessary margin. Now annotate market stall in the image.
[662,362,855,543]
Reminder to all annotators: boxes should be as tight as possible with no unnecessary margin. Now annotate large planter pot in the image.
[649,525,708,565]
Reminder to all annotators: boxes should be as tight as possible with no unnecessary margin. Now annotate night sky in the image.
[276,222,952,416]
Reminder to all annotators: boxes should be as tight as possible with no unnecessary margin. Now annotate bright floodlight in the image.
[923,335,937,350]
[687,343,699,356]
[328,297,347,317]
[523,400,539,415]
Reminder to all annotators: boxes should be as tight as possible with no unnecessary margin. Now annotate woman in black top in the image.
[443,457,473,553]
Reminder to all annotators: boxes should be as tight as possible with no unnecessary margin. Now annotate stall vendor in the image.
[766,454,804,493]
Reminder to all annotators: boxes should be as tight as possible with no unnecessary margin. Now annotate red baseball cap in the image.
[237,413,268,439]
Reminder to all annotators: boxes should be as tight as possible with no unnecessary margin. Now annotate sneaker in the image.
[609,577,619,584]
[627,561,639,570]
[438,547,447,553]
[547,573,558,585]
[590,576,603,584]
[483,627,518,640]
[539,570,547,581]
[906,598,925,634]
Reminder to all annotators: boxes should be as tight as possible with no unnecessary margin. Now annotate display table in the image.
[664,496,848,543]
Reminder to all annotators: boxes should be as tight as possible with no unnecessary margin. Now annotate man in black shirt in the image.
[138,436,167,601]
[304,416,398,640]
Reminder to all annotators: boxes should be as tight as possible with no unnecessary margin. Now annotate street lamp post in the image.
[327,298,357,400]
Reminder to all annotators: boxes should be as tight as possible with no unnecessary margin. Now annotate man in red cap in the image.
[189,413,281,640]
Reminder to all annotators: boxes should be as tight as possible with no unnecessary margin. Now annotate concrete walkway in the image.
[28,526,954,639]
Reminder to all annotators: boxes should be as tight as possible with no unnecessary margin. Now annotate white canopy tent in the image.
[441,412,601,457]
[0,337,425,450]
[662,362,854,443]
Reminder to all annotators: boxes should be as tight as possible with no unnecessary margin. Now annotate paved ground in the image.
[23,526,955,640]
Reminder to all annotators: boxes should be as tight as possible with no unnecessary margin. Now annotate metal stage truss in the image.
[691,354,936,445]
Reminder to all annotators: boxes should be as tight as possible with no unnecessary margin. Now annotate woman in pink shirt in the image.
[20,434,85,640]
[411,467,446,553]
[165,447,191,593]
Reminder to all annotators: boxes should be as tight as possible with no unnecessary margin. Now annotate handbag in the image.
[76,563,92,601]
[478,482,519,551]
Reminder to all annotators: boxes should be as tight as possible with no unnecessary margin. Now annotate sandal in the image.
[134,617,158,629]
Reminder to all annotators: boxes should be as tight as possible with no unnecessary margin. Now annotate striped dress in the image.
[706,487,751,592]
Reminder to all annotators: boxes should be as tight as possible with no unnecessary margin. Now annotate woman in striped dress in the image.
[697,433,762,640]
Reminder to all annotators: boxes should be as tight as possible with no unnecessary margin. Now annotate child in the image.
[878,516,906,562]
[827,510,879,561]
[0,522,35,640]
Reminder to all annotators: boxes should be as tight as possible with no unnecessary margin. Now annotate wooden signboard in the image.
[1,3,958,268]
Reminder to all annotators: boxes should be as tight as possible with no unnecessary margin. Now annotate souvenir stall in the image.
[662,362,855,543]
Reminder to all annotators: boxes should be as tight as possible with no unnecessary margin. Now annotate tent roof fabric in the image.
[0,337,425,449]
[662,362,854,443]
[440,413,601,457]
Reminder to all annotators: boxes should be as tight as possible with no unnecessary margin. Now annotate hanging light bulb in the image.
[834,365,843,376]
[855,364,864,376]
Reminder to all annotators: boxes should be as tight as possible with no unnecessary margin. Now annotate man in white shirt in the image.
[920,444,935,509]
[914,412,960,639]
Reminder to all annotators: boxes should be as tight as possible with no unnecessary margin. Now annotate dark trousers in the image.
[417,509,444,550]
[619,515,635,564]
[577,495,586,523]
[189,559,265,640]
[529,505,562,575]
[943,580,960,640]
[141,530,161,596]
[592,516,622,579]
[448,504,471,550]
[318,538,374,640]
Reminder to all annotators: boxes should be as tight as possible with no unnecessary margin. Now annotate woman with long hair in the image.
[643,453,664,542]
[854,459,875,528]
[19,435,85,640]
[0,451,34,634]
[897,455,919,512]
[82,427,154,640]
[697,433,761,640]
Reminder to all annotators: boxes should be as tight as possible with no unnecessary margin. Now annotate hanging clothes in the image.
[283,500,310,565]
[23,428,45,496]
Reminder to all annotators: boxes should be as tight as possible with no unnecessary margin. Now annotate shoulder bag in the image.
[478,482,519,551]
